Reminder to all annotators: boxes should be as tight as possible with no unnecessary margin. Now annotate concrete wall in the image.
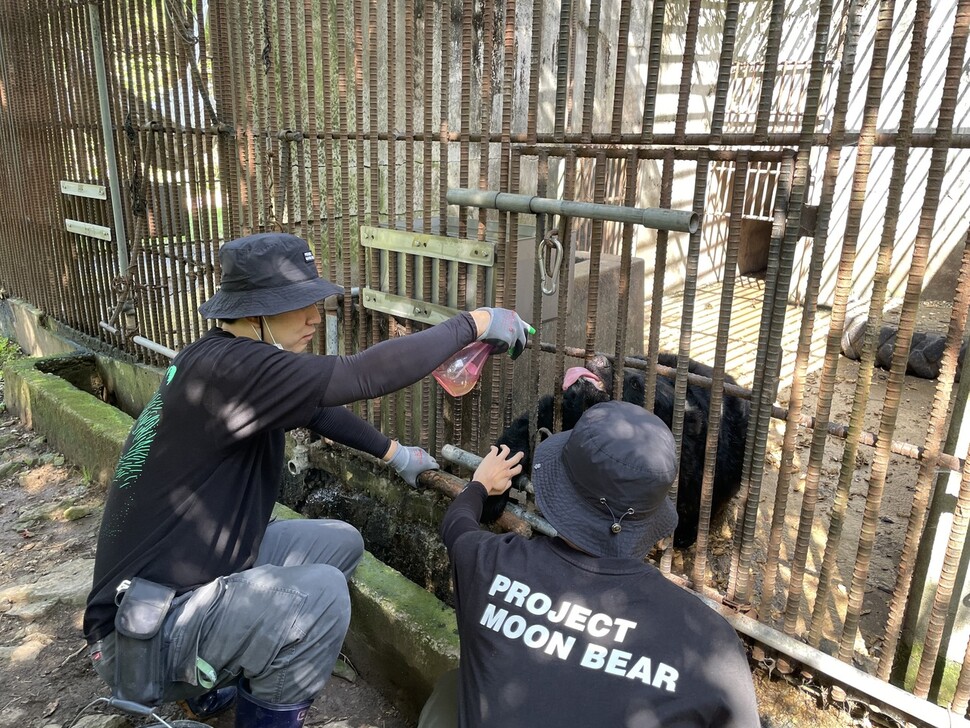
[1,298,166,418]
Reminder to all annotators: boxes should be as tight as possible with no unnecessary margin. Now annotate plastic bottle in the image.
[432,341,495,396]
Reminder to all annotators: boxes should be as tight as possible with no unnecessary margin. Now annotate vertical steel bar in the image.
[906,0,970,696]
[528,152,549,451]
[436,0,454,452]
[87,2,128,273]
[659,150,708,579]
[609,0,632,142]
[758,0,848,623]
[691,152,746,586]
[755,0,786,142]
[366,0,383,429]
[639,0,665,144]
[673,0,702,143]
[553,0,571,142]
[420,0,435,448]
[611,151,639,401]
[526,0,543,145]
[708,0,740,143]
[551,153,577,435]
[583,152,606,363]
[644,150,675,415]
[336,0,355,362]
[580,0,601,144]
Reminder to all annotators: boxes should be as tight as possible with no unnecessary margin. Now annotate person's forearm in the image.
[441,482,487,551]
[306,406,391,458]
[321,312,478,406]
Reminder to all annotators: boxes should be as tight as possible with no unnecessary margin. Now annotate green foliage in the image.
[0,336,22,370]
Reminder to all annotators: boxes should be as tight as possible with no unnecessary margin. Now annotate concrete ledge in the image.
[2,354,457,721]
[3,355,134,486]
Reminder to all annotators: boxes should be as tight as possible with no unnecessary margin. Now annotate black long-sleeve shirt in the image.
[84,313,477,643]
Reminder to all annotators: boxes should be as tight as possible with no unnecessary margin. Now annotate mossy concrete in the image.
[92,355,165,419]
[2,356,134,486]
[0,298,170,417]
[2,353,458,721]
[0,299,81,358]
[282,442,459,605]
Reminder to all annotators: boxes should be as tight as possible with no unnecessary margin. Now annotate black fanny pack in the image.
[113,577,176,706]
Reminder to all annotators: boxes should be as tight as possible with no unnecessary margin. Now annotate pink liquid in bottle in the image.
[432,341,495,396]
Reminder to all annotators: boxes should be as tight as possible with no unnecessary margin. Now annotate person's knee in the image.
[293,564,352,639]
[327,522,365,577]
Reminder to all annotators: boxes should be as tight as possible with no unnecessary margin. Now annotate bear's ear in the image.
[623,370,646,406]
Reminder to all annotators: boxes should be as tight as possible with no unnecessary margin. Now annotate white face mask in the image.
[251,320,284,350]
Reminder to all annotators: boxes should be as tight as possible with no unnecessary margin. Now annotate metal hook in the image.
[538,228,563,295]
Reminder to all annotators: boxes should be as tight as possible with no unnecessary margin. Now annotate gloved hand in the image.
[387,443,439,487]
[475,307,533,360]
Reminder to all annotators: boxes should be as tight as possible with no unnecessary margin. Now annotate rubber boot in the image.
[180,685,238,719]
[235,680,313,727]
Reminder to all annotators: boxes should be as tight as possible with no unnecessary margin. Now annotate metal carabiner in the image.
[538,229,563,295]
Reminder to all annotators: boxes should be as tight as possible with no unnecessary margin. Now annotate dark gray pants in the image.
[417,668,458,728]
[90,518,363,705]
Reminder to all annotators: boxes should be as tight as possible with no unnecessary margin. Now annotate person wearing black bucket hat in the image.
[83,232,532,727]
[420,401,760,728]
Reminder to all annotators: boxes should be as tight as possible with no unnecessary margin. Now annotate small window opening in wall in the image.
[738,161,779,278]
[708,160,780,281]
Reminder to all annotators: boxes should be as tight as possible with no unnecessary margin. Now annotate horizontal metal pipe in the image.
[441,444,554,537]
[446,188,699,234]
[99,322,178,360]
[132,336,178,360]
[701,594,969,728]
[221,127,970,149]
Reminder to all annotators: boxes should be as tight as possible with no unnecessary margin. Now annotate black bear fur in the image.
[484,353,750,548]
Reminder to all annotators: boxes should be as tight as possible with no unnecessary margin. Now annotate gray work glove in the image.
[387,443,439,487]
[475,307,533,360]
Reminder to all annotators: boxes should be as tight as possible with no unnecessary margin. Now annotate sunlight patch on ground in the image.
[650,279,832,391]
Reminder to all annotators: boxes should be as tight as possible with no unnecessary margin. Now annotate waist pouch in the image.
[113,577,176,706]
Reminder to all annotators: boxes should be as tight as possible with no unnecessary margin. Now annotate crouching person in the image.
[422,400,760,727]
[82,232,532,726]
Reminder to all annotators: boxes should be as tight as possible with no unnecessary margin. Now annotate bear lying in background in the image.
[484,353,750,548]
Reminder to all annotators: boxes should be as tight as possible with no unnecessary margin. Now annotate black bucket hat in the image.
[532,401,678,559]
[199,233,343,319]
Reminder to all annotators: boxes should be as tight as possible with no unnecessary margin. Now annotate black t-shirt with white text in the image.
[442,483,761,728]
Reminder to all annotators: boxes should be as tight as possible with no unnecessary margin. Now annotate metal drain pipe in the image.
[99,322,178,360]
[446,188,699,234]
[441,441,966,728]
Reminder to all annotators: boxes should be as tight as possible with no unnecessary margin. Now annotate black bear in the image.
[485,353,750,548]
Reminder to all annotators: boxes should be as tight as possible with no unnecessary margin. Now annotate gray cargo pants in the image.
[90,518,363,705]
